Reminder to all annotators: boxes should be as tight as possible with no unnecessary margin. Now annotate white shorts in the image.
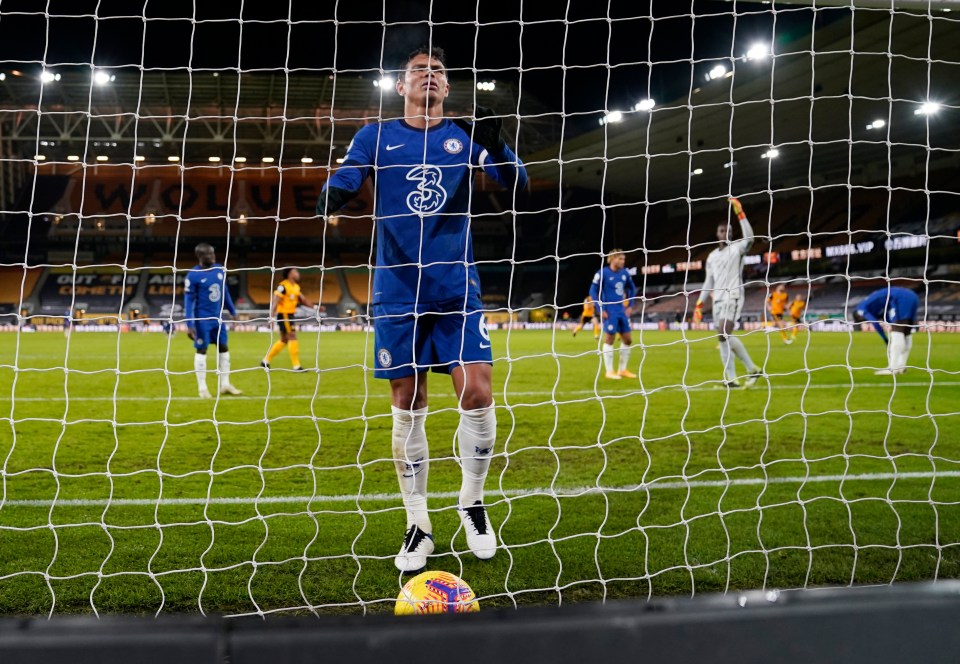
[713,297,743,323]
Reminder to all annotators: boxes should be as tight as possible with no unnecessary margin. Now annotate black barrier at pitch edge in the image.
[2,581,960,664]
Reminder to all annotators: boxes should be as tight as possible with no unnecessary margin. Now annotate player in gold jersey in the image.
[261,268,315,371]
[572,295,599,339]
[766,283,791,344]
[788,294,806,341]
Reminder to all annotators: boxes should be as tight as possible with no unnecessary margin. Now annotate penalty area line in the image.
[3,470,959,508]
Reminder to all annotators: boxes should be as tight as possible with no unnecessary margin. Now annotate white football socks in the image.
[391,406,431,533]
[719,340,735,382]
[888,331,907,372]
[618,344,632,372]
[457,404,496,507]
[218,351,231,388]
[727,335,757,373]
[602,343,615,373]
[194,354,207,390]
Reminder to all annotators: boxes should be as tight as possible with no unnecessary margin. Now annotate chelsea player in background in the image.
[318,46,528,573]
[853,285,920,376]
[590,249,637,380]
[183,242,242,399]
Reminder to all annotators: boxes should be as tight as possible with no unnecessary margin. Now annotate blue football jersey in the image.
[183,263,236,325]
[321,118,527,305]
[589,266,636,313]
[856,286,919,323]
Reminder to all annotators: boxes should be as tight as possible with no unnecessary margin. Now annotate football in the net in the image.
[394,570,479,615]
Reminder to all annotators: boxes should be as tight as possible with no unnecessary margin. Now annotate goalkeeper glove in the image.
[693,300,704,324]
[729,197,746,220]
[453,105,506,155]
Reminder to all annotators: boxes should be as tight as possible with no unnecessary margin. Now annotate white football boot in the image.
[458,501,497,560]
[395,525,434,573]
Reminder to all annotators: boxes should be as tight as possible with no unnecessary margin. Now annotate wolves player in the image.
[261,267,315,371]
[183,243,242,398]
[852,285,920,375]
[767,283,791,344]
[317,46,527,573]
[693,198,762,388]
[788,294,806,341]
[572,295,599,339]
[589,249,637,379]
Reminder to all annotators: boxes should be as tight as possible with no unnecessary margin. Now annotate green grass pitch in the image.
[1,326,959,615]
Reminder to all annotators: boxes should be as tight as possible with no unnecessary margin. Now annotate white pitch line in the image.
[3,470,959,508]
[2,381,959,404]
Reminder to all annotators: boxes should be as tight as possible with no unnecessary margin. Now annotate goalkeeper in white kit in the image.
[693,198,763,388]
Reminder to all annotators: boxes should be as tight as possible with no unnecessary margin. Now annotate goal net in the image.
[0,0,958,617]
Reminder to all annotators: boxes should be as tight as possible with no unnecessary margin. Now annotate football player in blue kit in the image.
[590,249,638,380]
[318,46,528,573]
[853,285,920,376]
[183,243,242,398]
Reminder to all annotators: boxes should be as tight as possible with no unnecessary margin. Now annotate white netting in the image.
[0,1,959,617]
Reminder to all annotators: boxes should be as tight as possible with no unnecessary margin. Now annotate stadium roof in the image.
[0,70,558,165]
[524,9,960,201]
[0,7,956,202]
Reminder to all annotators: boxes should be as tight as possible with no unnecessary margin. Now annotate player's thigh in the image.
[432,306,493,368]
[215,322,228,348]
[714,298,742,323]
[193,322,215,350]
[451,362,493,409]
[277,314,292,336]
[372,305,431,379]
[602,311,629,337]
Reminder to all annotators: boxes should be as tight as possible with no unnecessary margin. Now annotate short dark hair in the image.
[283,267,295,279]
[403,45,447,71]
[194,242,213,257]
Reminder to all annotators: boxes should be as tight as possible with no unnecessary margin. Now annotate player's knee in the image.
[459,386,493,411]
[391,382,427,410]
[219,346,229,353]
[394,393,427,410]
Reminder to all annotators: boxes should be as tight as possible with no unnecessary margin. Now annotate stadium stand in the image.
[343,270,372,306]
[0,266,44,323]
[246,270,343,309]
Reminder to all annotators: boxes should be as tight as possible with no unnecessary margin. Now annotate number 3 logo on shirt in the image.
[208,283,221,302]
[406,165,446,214]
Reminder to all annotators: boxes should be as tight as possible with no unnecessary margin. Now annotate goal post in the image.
[0,0,958,617]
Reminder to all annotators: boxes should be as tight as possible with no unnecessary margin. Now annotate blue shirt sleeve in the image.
[589,270,601,304]
[319,126,376,213]
[183,273,196,328]
[625,274,637,302]
[224,278,237,318]
[856,290,888,343]
[474,142,528,193]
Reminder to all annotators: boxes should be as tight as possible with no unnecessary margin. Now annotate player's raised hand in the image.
[453,106,506,154]
[729,197,745,220]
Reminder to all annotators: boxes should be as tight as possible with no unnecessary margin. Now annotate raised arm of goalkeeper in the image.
[729,196,755,255]
[693,197,754,322]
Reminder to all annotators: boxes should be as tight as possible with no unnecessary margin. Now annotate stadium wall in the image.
[1,581,959,664]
